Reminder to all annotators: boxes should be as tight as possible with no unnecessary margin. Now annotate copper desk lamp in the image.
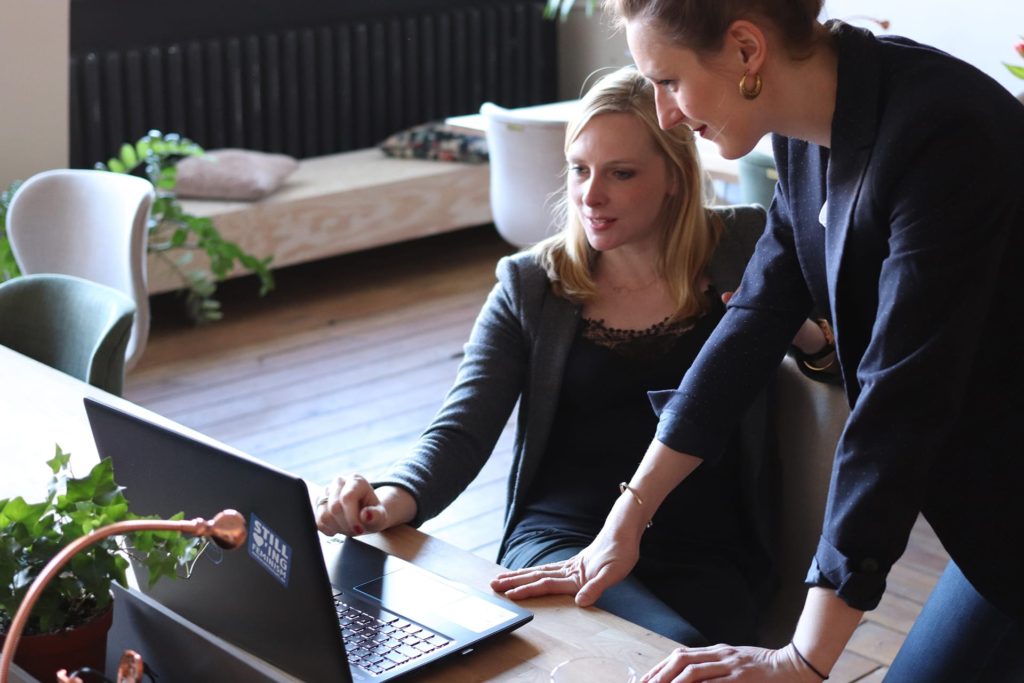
[0,510,246,683]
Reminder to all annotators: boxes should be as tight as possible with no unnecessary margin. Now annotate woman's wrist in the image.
[789,641,830,680]
[375,485,418,528]
[793,318,834,355]
[788,587,863,682]
[605,488,651,543]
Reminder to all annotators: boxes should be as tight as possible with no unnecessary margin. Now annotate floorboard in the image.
[125,226,946,681]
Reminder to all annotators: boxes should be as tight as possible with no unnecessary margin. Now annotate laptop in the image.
[84,398,533,682]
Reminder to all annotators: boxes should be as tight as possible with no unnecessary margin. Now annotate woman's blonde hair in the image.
[532,65,720,321]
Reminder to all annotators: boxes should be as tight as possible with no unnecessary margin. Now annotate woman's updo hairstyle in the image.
[605,0,824,58]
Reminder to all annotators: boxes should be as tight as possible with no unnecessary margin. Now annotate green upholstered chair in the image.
[738,148,778,210]
[0,274,136,395]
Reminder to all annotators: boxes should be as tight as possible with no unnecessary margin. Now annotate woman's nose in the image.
[582,177,606,206]
[655,91,686,130]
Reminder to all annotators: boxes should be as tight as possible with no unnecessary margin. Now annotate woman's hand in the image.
[314,475,415,537]
[640,644,820,683]
[489,528,640,607]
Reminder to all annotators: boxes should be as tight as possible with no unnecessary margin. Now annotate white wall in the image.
[0,0,70,189]
[557,8,631,101]
[557,1,1024,100]
[823,0,1024,96]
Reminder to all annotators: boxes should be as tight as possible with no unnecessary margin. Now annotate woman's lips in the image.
[695,125,708,138]
[587,217,616,230]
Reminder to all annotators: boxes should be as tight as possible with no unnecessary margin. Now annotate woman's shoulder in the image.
[496,251,551,292]
[838,22,1023,132]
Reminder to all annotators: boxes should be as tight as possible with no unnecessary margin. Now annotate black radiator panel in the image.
[69,0,557,167]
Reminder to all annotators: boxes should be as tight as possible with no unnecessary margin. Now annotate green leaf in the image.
[46,446,72,474]
[119,143,138,169]
[1005,63,1024,79]
[0,498,48,529]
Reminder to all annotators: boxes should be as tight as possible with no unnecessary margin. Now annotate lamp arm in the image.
[0,510,246,683]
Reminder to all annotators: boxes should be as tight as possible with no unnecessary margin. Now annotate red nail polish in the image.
[364,510,374,522]
[353,524,364,535]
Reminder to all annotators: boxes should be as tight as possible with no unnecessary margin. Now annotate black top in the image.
[512,293,754,573]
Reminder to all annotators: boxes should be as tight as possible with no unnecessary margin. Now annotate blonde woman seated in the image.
[316,66,826,646]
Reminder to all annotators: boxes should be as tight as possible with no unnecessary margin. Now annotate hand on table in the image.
[315,474,399,537]
[489,530,639,607]
[641,644,822,683]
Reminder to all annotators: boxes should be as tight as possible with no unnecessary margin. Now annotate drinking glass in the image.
[549,655,638,683]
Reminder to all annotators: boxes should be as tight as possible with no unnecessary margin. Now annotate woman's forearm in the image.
[611,438,703,540]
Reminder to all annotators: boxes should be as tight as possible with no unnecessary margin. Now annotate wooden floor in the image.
[125,226,947,682]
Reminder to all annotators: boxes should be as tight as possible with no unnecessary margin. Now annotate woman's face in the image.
[626,19,760,160]
[567,112,675,253]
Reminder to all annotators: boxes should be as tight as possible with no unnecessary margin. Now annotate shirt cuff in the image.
[648,389,727,465]
[805,535,887,611]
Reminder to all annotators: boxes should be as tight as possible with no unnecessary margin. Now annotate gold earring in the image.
[739,72,762,100]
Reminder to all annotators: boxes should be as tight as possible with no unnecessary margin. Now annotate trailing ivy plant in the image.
[0,181,21,282]
[0,447,202,636]
[98,130,275,323]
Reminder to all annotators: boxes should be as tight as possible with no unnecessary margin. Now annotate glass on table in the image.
[550,655,638,683]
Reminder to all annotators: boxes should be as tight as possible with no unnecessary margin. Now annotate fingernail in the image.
[363,510,374,522]
[353,524,364,535]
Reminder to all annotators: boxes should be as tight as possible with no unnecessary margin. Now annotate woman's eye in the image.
[569,165,588,177]
[612,169,635,180]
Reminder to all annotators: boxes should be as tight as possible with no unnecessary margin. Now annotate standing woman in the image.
[492,1,1024,681]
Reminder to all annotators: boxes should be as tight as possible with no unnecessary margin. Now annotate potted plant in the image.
[0,448,201,680]
[96,130,275,323]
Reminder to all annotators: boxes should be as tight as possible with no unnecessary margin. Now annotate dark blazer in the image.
[653,23,1024,617]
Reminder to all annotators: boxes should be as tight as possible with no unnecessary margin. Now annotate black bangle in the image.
[801,343,836,362]
[790,641,829,680]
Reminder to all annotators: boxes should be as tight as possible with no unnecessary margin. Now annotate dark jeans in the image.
[500,529,758,647]
[885,561,1024,683]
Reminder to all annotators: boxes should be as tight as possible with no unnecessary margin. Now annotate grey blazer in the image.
[376,205,772,560]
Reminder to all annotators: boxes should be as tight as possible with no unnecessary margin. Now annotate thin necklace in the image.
[608,277,660,295]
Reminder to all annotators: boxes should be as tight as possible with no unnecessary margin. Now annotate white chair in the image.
[6,169,154,371]
[480,102,567,248]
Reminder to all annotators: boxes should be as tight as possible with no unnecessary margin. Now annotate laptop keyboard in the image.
[334,594,452,676]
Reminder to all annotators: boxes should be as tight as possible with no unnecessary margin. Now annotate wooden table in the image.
[1,346,681,681]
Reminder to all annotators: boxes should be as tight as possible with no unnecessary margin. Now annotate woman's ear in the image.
[725,19,768,73]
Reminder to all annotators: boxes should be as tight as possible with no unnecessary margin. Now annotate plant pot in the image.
[1,605,113,682]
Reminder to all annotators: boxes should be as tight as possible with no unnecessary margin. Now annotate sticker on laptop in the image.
[248,513,293,587]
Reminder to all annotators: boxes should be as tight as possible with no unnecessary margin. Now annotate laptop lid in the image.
[84,398,532,681]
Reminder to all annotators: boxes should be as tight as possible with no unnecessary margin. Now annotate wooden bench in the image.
[147,149,492,294]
